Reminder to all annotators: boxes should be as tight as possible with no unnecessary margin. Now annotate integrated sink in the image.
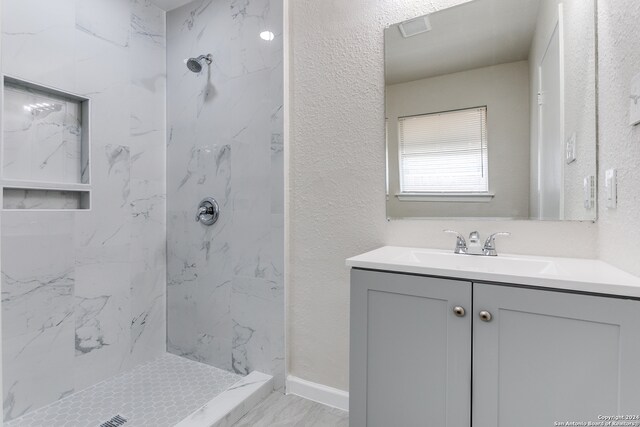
[394,249,560,277]
[346,246,640,298]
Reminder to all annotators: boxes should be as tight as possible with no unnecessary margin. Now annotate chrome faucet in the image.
[467,231,483,255]
[444,230,511,256]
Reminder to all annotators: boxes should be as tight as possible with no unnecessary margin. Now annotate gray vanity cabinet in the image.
[350,269,472,427]
[351,269,640,427]
[473,283,640,427]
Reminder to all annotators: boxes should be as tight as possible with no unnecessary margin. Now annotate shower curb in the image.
[175,371,274,427]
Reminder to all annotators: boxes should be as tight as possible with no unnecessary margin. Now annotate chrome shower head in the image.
[186,54,212,73]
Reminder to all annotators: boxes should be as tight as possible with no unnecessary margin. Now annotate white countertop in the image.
[346,246,640,298]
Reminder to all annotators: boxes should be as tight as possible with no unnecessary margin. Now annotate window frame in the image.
[395,106,493,202]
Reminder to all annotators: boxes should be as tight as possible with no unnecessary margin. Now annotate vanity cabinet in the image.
[473,283,640,427]
[350,269,640,427]
[350,269,472,426]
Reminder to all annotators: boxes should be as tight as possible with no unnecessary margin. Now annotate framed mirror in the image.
[385,0,597,220]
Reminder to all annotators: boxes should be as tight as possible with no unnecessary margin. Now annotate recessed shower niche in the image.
[1,76,91,209]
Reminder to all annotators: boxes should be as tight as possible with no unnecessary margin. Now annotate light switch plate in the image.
[583,175,595,209]
[630,72,640,126]
[605,169,617,209]
[565,132,577,164]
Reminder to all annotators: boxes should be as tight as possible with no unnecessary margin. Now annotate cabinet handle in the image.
[479,310,493,322]
[453,306,466,317]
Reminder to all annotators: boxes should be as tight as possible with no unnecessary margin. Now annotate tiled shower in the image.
[166,0,284,387]
[0,0,283,425]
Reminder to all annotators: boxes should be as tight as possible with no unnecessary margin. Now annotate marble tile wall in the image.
[166,0,284,389]
[3,189,87,210]
[3,83,84,184]
[1,0,166,421]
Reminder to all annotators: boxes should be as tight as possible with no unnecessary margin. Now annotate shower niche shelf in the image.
[1,76,91,210]
[2,182,91,210]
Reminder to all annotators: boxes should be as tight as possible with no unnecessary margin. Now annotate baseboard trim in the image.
[285,375,349,412]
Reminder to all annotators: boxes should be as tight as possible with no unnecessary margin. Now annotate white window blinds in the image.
[398,107,488,193]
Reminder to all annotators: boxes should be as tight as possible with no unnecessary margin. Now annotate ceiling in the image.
[150,0,194,11]
[385,0,542,85]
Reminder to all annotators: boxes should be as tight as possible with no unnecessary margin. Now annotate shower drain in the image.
[99,414,128,427]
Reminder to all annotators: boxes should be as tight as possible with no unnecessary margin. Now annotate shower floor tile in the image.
[5,353,242,427]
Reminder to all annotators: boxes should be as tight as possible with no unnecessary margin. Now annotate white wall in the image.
[288,0,597,392]
[597,0,640,276]
[386,61,531,218]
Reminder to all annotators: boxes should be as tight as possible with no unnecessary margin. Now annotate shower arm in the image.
[198,54,212,64]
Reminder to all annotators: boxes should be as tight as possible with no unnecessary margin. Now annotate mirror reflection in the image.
[385,0,597,220]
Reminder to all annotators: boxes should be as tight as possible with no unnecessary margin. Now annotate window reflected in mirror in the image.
[397,106,489,196]
[385,0,597,221]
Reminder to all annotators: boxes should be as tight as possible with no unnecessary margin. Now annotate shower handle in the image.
[195,197,220,226]
[195,206,208,220]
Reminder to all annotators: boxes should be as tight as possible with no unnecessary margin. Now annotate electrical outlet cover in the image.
[630,72,640,126]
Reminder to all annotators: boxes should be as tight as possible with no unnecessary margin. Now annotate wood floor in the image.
[232,392,349,426]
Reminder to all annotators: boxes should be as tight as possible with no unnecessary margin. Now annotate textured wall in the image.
[289,0,597,392]
[166,0,284,389]
[597,0,640,276]
[386,61,531,218]
[1,0,166,421]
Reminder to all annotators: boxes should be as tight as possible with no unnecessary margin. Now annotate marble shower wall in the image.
[1,0,166,421]
[166,0,284,389]
[3,83,84,184]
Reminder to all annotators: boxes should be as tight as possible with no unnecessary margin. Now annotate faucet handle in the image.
[483,232,511,256]
[443,230,467,254]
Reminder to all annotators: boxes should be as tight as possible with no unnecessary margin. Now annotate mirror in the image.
[385,0,597,220]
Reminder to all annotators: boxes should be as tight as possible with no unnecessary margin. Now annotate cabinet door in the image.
[350,269,472,427]
[473,283,640,427]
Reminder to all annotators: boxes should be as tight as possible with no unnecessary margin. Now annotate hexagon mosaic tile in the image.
[5,353,242,427]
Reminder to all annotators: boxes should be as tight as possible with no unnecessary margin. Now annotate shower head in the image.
[186,54,212,73]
